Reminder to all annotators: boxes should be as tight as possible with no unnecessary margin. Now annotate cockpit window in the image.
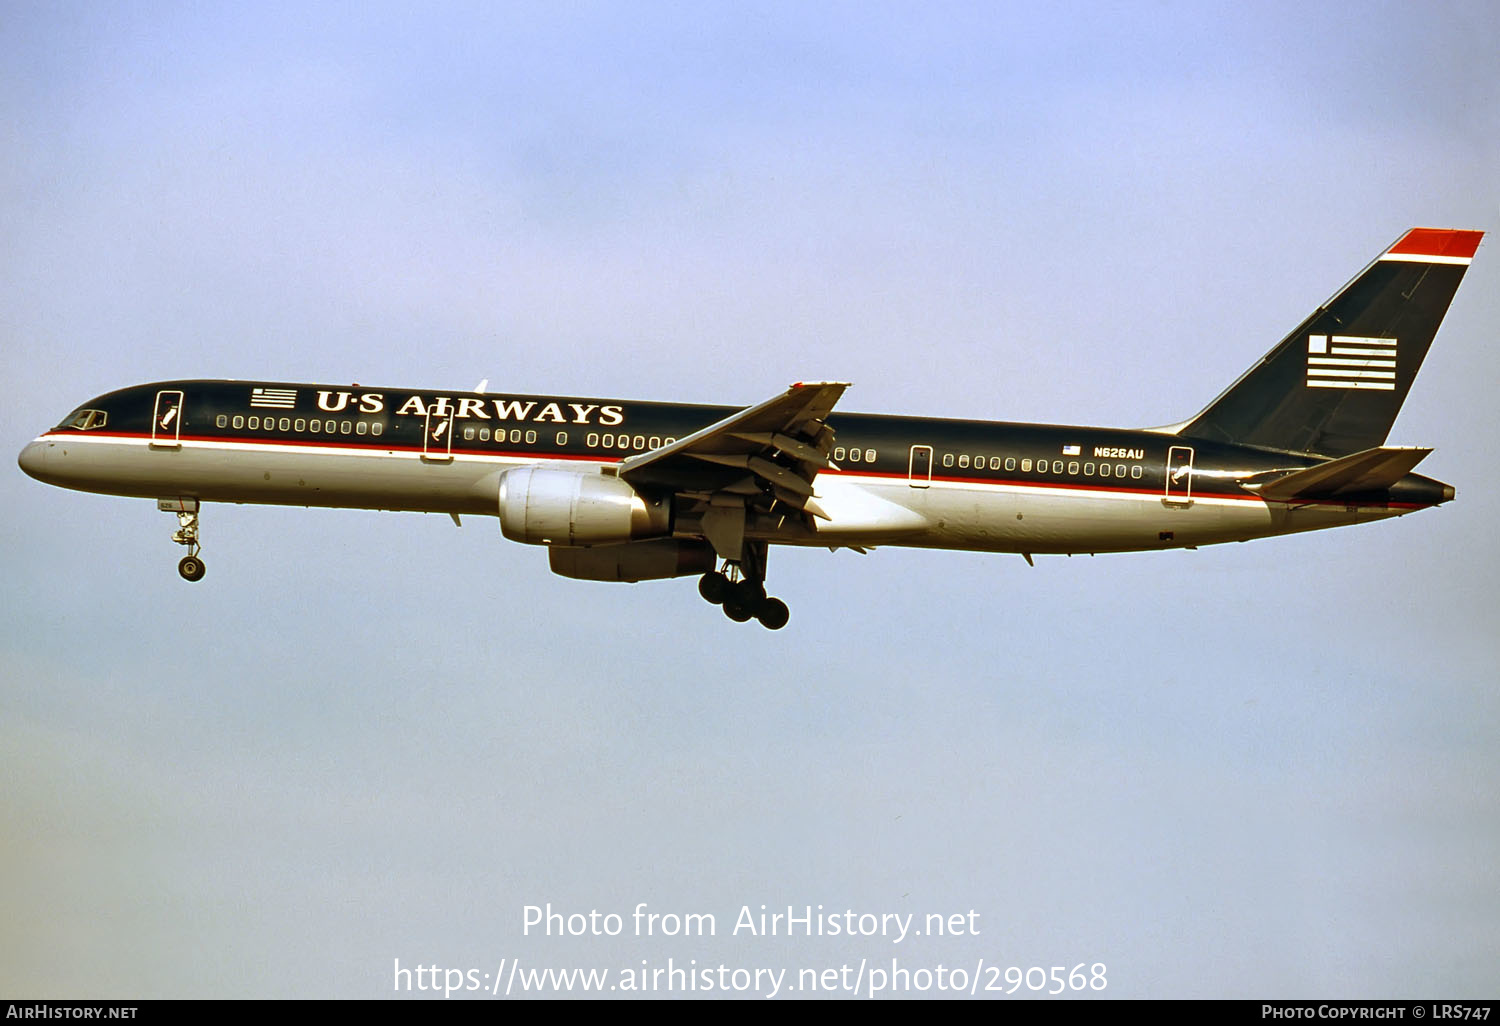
[58,408,108,431]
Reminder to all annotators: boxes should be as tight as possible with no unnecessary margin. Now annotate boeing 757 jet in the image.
[18,228,1483,628]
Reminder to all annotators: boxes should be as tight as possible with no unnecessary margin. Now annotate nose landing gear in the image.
[160,498,205,581]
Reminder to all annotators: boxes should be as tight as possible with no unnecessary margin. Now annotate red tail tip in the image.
[1386,228,1484,261]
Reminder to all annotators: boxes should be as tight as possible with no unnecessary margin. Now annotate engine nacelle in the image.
[498,466,669,546]
[548,540,717,582]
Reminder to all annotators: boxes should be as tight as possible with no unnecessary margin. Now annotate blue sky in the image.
[3,1,1497,998]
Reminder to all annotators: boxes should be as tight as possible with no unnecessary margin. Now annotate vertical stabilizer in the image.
[1179,228,1482,456]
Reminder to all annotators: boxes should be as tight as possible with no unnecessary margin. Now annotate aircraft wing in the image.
[619,381,848,522]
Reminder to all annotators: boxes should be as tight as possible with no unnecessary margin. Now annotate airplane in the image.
[17,227,1483,629]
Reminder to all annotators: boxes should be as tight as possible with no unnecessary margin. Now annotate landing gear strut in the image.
[160,498,205,581]
[697,549,790,630]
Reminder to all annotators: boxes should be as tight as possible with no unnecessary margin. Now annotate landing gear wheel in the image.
[756,597,790,630]
[723,601,754,623]
[698,571,729,604]
[163,500,205,581]
[731,578,766,608]
[706,547,788,626]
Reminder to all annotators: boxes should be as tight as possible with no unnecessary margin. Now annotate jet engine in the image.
[548,540,716,582]
[498,466,669,546]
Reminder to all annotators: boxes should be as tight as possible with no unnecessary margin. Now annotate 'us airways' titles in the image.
[18,228,1482,629]
[314,390,625,424]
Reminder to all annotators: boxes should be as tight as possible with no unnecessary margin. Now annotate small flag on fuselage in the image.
[250,387,298,409]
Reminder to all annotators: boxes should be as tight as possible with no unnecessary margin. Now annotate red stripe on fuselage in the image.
[41,430,1433,511]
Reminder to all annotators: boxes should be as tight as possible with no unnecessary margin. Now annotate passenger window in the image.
[834,447,846,460]
[216,415,227,428]
[479,427,491,441]
[1005,457,1015,471]
[233,415,244,429]
[556,432,568,445]
[248,416,260,429]
[356,421,368,435]
[601,433,614,447]
[340,420,351,433]
[1085,462,1095,475]
[989,457,1001,470]
[294,418,306,432]
[526,430,537,444]
[942,453,953,467]
[371,422,383,437]
[649,436,660,449]
[1131,465,1142,479]
[279,417,291,431]
[511,429,522,444]
[633,435,644,449]
[1068,461,1079,475]
[959,454,970,468]
[865,449,876,462]
[1021,458,1032,472]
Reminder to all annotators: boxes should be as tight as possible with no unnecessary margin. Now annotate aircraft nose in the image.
[17,439,49,481]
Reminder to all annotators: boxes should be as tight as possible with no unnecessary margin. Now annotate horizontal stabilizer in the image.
[1251,446,1431,502]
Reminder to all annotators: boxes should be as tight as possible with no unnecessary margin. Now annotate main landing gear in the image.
[159,498,205,581]
[697,562,790,630]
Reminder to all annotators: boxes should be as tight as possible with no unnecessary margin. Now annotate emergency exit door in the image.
[423,408,455,461]
[908,445,933,488]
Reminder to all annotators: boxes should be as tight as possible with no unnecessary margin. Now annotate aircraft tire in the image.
[178,555,206,582]
[756,598,790,630]
[723,601,753,623]
[732,578,766,607]
[698,571,729,604]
